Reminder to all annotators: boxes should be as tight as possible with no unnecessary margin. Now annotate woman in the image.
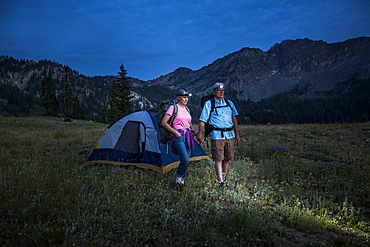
[161,89,197,188]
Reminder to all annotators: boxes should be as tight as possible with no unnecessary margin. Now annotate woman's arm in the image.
[161,114,181,138]
[190,123,197,136]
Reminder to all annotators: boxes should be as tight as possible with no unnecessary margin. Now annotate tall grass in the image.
[0,117,369,246]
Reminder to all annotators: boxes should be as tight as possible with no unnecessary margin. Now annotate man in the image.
[197,83,240,189]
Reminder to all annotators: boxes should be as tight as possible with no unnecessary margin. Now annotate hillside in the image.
[0,57,152,120]
[1,37,370,123]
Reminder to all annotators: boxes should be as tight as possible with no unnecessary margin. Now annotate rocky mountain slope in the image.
[134,37,370,102]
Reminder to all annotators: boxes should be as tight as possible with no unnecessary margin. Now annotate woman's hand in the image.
[174,131,182,138]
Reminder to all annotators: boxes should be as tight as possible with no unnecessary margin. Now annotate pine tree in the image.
[116,64,133,114]
[101,94,107,123]
[47,69,60,116]
[41,68,49,109]
[41,68,59,116]
[73,94,85,119]
[104,79,120,122]
[61,66,85,119]
[103,65,133,123]
[61,67,73,117]
[101,93,110,123]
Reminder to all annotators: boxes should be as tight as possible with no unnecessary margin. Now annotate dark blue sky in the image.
[1,0,369,80]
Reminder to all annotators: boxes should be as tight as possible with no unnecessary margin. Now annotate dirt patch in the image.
[275,225,335,246]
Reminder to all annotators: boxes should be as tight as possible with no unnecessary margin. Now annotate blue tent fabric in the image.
[86,109,208,173]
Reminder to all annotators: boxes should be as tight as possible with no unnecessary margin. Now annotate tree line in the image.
[41,66,85,119]
[1,54,369,125]
[40,64,133,122]
[0,56,113,120]
[57,73,370,125]
[0,60,133,121]
[241,78,370,124]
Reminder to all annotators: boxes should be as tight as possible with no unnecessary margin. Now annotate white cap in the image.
[213,83,224,90]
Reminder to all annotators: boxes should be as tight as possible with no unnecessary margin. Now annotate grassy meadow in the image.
[0,117,369,246]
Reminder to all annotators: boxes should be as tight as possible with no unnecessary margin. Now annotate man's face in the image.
[213,87,224,99]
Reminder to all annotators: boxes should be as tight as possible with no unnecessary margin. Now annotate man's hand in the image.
[235,135,240,146]
[197,121,205,143]
[197,132,204,143]
[232,116,240,146]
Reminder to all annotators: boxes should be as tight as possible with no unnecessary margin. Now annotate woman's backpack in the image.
[157,99,189,144]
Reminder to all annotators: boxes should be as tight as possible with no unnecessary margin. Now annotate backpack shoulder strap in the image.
[208,98,233,120]
[168,103,178,126]
[213,98,232,109]
[206,98,215,124]
[210,97,215,113]
[173,103,178,114]
[225,98,232,109]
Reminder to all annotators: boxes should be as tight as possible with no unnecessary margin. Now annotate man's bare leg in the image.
[222,160,229,180]
[215,160,230,182]
[215,160,224,182]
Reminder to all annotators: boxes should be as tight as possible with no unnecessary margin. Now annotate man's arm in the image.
[197,121,205,143]
[232,116,240,146]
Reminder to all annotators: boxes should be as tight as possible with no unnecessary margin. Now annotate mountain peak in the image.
[136,37,370,102]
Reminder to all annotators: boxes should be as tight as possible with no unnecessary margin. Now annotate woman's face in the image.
[177,96,188,105]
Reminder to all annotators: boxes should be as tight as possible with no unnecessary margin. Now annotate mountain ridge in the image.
[1,37,370,121]
[133,37,370,102]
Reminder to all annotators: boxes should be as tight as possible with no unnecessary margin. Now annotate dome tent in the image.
[85,109,208,173]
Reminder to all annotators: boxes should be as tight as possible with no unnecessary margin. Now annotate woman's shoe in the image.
[173,181,184,191]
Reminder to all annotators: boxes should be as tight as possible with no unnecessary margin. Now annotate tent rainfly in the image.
[86,109,208,173]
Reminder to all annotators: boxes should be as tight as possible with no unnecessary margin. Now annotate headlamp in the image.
[213,83,225,90]
[176,89,191,97]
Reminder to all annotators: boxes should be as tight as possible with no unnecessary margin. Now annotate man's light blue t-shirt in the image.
[199,97,238,140]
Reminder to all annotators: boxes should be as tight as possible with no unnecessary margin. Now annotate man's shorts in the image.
[211,138,234,161]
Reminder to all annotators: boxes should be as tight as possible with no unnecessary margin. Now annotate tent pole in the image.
[83,127,108,162]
